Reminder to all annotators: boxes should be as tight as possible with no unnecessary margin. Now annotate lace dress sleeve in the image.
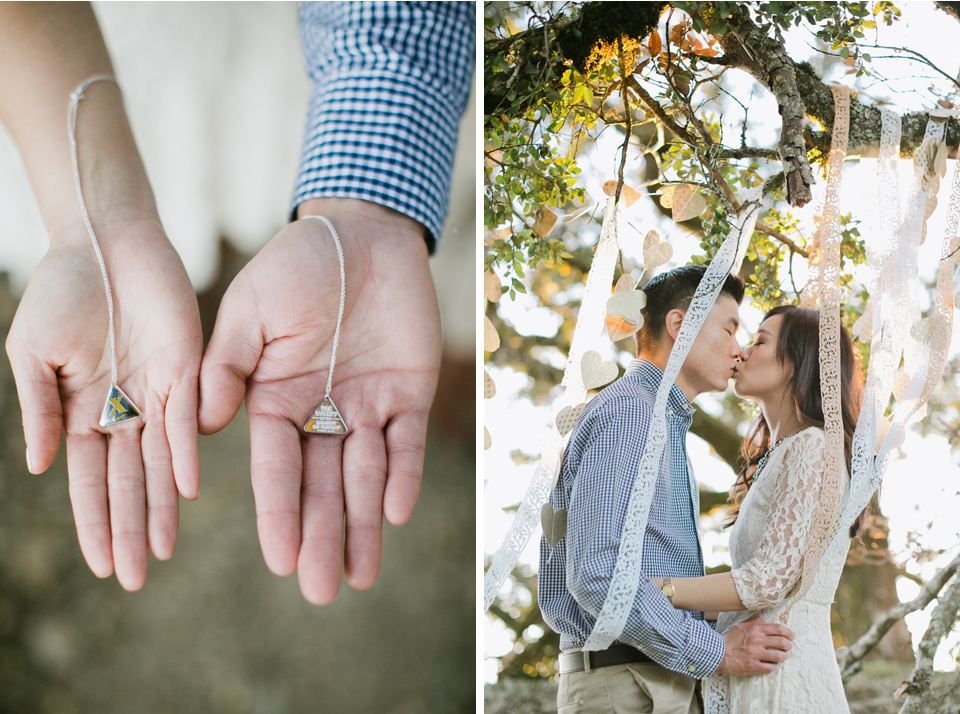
[731,430,826,611]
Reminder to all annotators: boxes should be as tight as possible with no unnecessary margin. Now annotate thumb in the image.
[198,286,263,435]
[7,347,63,474]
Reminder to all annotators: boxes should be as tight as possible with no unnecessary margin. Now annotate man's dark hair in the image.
[634,265,745,356]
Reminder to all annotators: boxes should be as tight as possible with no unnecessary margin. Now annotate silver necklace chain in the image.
[69,75,121,387]
[754,426,806,480]
[299,215,345,399]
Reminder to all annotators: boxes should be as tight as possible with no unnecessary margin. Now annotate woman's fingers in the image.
[7,350,63,474]
[141,414,179,561]
[106,425,148,591]
[66,432,112,578]
[165,380,200,500]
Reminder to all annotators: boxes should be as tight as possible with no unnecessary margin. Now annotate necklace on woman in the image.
[753,426,806,481]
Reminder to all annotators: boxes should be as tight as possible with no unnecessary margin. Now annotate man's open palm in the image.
[198,206,441,604]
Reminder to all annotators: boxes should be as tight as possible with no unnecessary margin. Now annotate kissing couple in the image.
[540,265,861,713]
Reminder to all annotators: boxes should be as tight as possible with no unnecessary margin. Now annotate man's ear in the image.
[664,308,686,341]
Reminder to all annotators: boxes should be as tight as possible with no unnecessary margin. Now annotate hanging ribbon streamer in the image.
[824,113,956,560]
[483,197,621,612]
[582,187,762,651]
[788,86,849,610]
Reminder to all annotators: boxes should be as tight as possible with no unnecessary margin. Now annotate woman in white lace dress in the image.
[650,306,865,713]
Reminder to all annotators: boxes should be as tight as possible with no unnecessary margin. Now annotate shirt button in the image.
[688,664,697,673]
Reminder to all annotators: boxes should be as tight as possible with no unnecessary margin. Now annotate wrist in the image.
[47,81,159,244]
[297,198,426,244]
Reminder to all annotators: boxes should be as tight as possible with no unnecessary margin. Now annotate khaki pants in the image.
[556,662,701,714]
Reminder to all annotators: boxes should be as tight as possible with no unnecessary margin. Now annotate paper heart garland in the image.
[484,315,500,352]
[484,369,497,399]
[643,231,673,270]
[581,350,619,390]
[541,503,568,547]
[556,402,587,436]
[484,426,491,450]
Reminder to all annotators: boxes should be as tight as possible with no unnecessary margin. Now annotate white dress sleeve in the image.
[730,430,825,611]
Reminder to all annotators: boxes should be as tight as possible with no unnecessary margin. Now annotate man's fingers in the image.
[298,434,345,605]
[382,410,428,527]
[9,354,63,473]
[106,427,148,591]
[765,635,793,653]
[249,412,302,576]
[342,424,387,590]
[66,433,112,578]
[165,381,201,500]
[141,416,179,561]
[198,286,263,435]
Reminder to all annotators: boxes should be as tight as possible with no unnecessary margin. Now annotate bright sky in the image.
[485,2,960,684]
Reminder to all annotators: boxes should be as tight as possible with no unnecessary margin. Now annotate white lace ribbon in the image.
[582,187,762,651]
[482,196,621,612]
[825,113,956,561]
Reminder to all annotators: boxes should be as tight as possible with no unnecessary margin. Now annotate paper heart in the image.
[614,274,636,294]
[485,225,514,246]
[671,184,707,222]
[532,206,558,237]
[658,184,678,208]
[484,369,496,399]
[601,180,642,208]
[605,275,643,341]
[892,371,912,403]
[556,402,587,436]
[581,350,619,390]
[851,305,873,343]
[484,271,502,303]
[910,316,944,343]
[541,503,568,547]
[875,416,892,453]
[643,231,674,270]
[483,426,491,450]
[606,290,647,326]
[484,315,500,352]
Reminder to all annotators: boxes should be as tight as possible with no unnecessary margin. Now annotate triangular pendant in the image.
[303,395,349,435]
[99,384,141,427]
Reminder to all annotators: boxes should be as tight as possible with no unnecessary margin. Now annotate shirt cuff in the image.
[291,69,459,252]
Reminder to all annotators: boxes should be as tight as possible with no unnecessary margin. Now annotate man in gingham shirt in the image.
[200,2,475,604]
[539,267,795,713]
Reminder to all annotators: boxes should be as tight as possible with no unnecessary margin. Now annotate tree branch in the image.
[721,9,815,207]
[754,223,809,259]
[898,577,960,712]
[838,552,960,683]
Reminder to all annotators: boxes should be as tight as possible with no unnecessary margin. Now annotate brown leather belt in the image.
[558,644,654,674]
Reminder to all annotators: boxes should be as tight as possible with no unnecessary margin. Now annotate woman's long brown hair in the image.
[728,306,867,537]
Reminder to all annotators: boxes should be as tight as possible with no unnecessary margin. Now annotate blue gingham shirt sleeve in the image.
[563,396,725,677]
[293,2,475,252]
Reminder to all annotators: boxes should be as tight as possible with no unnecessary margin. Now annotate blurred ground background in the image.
[0,3,476,713]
